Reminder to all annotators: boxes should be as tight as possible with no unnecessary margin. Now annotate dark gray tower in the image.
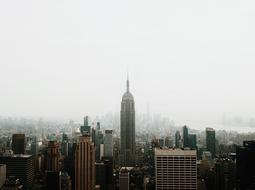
[120,76,135,166]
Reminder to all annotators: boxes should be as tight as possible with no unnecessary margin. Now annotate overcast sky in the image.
[0,0,255,124]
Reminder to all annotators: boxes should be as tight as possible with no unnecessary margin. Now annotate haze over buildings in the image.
[1,1,255,131]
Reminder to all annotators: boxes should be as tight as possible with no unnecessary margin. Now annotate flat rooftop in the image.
[155,148,196,156]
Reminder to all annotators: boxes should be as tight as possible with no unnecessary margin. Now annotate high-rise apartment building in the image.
[12,134,25,154]
[75,134,95,190]
[120,77,136,166]
[104,130,113,157]
[155,148,197,190]
[206,128,216,158]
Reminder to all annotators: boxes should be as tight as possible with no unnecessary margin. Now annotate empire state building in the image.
[120,77,136,166]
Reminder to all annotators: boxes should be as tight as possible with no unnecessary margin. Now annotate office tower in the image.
[46,171,61,190]
[104,130,113,157]
[188,134,197,149]
[155,148,197,190]
[12,134,25,154]
[0,164,6,188]
[183,126,189,148]
[0,155,34,189]
[206,128,216,158]
[175,131,181,148]
[120,77,136,166]
[95,159,113,190]
[119,167,130,190]
[46,141,60,172]
[75,134,95,190]
[236,141,255,189]
[80,116,91,135]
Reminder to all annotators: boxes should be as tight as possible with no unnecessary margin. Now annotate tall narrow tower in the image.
[120,76,136,166]
[75,134,95,190]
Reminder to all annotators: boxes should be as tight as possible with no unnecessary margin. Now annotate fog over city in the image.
[1,0,255,131]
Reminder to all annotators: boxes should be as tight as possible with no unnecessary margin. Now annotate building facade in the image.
[46,141,60,172]
[155,148,197,190]
[104,130,113,157]
[0,155,34,189]
[75,135,95,190]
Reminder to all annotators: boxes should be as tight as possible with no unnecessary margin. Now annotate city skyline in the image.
[1,1,255,130]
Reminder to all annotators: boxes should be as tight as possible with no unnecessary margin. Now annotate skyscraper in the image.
[155,148,197,190]
[75,134,95,190]
[175,131,181,148]
[12,134,25,154]
[46,141,60,172]
[80,116,91,135]
[206,128,216,158]
[120,76,136,166]
[188,134,197,149]
[183,126,189,148]
[95,122,104,161]
[104,130,113,157]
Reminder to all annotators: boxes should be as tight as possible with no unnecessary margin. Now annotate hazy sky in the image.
[1,0,255,123]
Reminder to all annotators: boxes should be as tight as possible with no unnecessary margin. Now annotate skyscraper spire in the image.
[126,72,129,92]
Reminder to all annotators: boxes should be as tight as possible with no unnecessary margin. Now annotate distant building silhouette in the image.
[188,134,197,149]
[120,77,136,166]
[175,131,181,148]
[183,126,189,148]
[80,116,91,135]
[12,134,25,154]
[206,128,216,158]
[75,134,95,190]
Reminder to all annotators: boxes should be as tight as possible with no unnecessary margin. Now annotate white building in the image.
[155,148,197,190]
[104,130,113,157]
